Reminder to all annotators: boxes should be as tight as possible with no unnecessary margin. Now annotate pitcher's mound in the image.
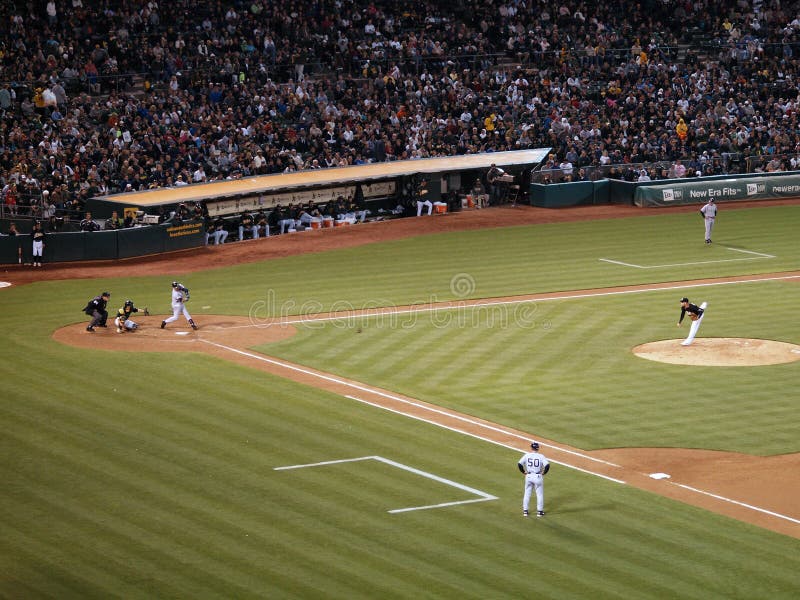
[633,338,800,366]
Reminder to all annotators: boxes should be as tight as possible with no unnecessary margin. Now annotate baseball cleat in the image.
[116,327,123,333]
[523,510,529,517]
[86,326,94,332]
[537,511,545,517]
[160,321,166,329]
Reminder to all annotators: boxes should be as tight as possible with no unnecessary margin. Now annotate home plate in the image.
[175,331,191,336]
[649,473,671,480]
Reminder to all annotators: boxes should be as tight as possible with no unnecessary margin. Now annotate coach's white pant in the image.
[523,473,544,513]
[32,240,43,258]
[704,217,714,241]
[164,302,192,324]
[682,302,707,346]
[417,199,432,216]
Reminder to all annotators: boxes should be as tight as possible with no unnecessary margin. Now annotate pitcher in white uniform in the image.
[161,281,198,330]
[517,441,550,517]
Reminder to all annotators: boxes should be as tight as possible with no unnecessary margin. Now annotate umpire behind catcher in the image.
[84,291,111,332]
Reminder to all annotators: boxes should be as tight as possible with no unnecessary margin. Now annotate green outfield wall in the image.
[0,220,204,265]
[529,181,610,207]
[634,173,800,206]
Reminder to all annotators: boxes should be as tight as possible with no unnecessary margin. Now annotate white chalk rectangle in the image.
[274,455,497,513]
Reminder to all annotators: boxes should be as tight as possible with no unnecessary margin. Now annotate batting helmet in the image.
[172,281,180,288]
[531,442,539,451]
[124,299,133,307]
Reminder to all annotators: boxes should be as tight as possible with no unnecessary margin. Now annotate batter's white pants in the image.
[523,473,544,512]
[164,302,192,324]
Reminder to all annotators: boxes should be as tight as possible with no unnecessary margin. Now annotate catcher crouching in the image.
[115,299,149,333]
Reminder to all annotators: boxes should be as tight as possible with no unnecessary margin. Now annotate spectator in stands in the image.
[671,160,687,179]
[105,210,124,230]
[2,0,800,235]
[80,212,101,232]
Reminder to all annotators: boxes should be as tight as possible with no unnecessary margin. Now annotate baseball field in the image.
[1,201,799,598]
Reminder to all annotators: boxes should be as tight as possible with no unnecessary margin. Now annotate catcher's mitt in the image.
[689,313,699,321]
[143,307,150,316]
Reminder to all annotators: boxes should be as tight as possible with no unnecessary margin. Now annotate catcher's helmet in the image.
[531,442,540,451]
[124,299,133,307]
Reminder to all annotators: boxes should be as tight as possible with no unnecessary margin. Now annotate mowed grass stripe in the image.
[579,506,800,598]
[2,521,140,599]
[267,476,479,598]
[13,489,267,599]
[6,449,346,599]
[1,426,297,592]
[2,506,196,599]
[4,390,276,486]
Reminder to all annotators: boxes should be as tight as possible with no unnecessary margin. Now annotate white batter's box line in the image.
[599,247,774,269]
[274,455,497,513]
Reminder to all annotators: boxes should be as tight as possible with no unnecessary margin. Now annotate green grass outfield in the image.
[1,204,799,598]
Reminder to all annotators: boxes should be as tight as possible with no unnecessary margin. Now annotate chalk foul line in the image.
[600,247,775,269]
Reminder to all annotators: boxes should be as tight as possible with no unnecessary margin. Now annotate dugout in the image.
[86,149,552,222]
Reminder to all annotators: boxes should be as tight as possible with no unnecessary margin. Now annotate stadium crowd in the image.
[2,0,800,228]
